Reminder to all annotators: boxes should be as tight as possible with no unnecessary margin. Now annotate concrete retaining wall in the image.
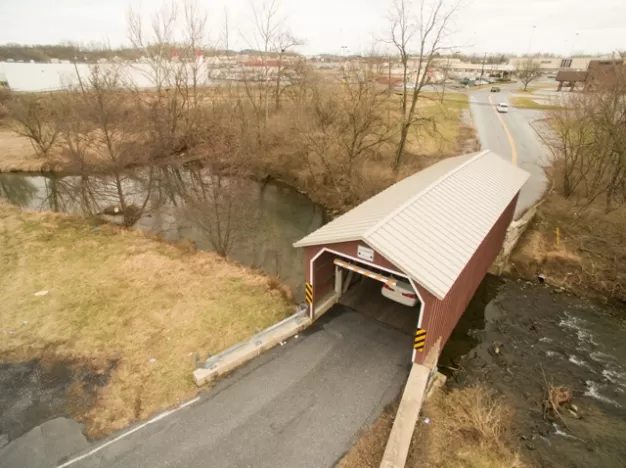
[491,205,537,274]
[379,363,431,468]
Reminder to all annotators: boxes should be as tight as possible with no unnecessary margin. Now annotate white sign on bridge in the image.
[357,245,375,262]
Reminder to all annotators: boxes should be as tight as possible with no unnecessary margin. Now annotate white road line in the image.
[56,396,201,468]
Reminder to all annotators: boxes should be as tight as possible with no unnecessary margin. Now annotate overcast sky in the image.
[0,0,624,56]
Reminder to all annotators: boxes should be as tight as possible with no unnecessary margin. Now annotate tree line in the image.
[548,61,626,212]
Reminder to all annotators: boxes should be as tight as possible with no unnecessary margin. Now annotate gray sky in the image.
[0,0,624,56]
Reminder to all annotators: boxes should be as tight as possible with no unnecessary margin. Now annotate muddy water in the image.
[0,168,325,299]
[441,276,626,468]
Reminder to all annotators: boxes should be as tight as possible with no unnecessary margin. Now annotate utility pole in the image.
[387,54,392,126]
[441,54,450,103]
[479,52,487,83]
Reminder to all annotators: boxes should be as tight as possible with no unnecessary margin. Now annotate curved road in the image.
[469,86,550,216]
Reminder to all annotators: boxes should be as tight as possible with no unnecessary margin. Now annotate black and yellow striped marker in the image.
[414,328,427,352]
[305,282,313,304]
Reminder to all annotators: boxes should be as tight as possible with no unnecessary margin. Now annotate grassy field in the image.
[0,130,46,172]
[516,85,557,94]
[0,202,292,437]
[338,385,524,468]
[516,87,543,94]
[404,92,470,157]
[511,97,564,110]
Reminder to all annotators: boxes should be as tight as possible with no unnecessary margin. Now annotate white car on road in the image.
[496,102,509,113]
[381,280,418,307]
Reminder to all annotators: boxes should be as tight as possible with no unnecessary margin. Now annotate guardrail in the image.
[193,304,311,386]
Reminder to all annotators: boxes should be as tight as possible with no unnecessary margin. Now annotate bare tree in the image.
[273,31,303,110]
[548,62,626,211]
[389,0,459,171]
[437,55,452,102]
[128,0,214,161]
[9,93,60,161]
[65,65,154,226]
[128,2,179,90]
[548,99,596,197]
[242,0,301,126]
[516,57,542,91]
[245,0,281,127]
[299,63,394,206]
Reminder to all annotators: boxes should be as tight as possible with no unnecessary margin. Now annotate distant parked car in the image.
[381,279,418,307]
[496,102,509,113]
[490,86,501,92]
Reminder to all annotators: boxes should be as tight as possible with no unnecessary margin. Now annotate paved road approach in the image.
[469,86,550,216]
[35,307,411,468]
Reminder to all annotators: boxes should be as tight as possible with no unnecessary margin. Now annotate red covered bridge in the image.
[293,150,529,364]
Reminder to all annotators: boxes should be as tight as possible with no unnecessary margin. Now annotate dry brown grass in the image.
[510,97,565,111]
[336,403,397,468]
[509,193,626,301]
[0,201,292,437]
[339,386,524,468]
[0,130,49,172]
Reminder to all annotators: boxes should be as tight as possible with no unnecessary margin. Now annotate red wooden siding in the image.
[413,194,518,364]
[312,251,335,305]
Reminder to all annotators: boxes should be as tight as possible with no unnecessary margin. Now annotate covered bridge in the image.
[293,150,529,364]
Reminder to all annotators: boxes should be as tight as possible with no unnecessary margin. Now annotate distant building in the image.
[555,59,625,91]
[509,56,615,74]
[49,58,60,64]
[446,62,514,79]
[555,70,587,91]
[585,59,625,91]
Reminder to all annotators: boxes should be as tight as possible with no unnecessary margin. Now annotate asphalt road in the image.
[52,306,411,468]
[469,86,550,216]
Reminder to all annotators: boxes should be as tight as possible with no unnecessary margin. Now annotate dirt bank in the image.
[509,193,626,303]
[443,276,626,468]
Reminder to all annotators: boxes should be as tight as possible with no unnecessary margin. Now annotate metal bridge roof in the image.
[293,150,530,300]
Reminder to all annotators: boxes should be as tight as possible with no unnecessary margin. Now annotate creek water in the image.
[0,168,325,299]
[440,275,626,468]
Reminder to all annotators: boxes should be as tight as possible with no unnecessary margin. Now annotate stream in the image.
[440,275,626,468]
[0,167,325,299]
